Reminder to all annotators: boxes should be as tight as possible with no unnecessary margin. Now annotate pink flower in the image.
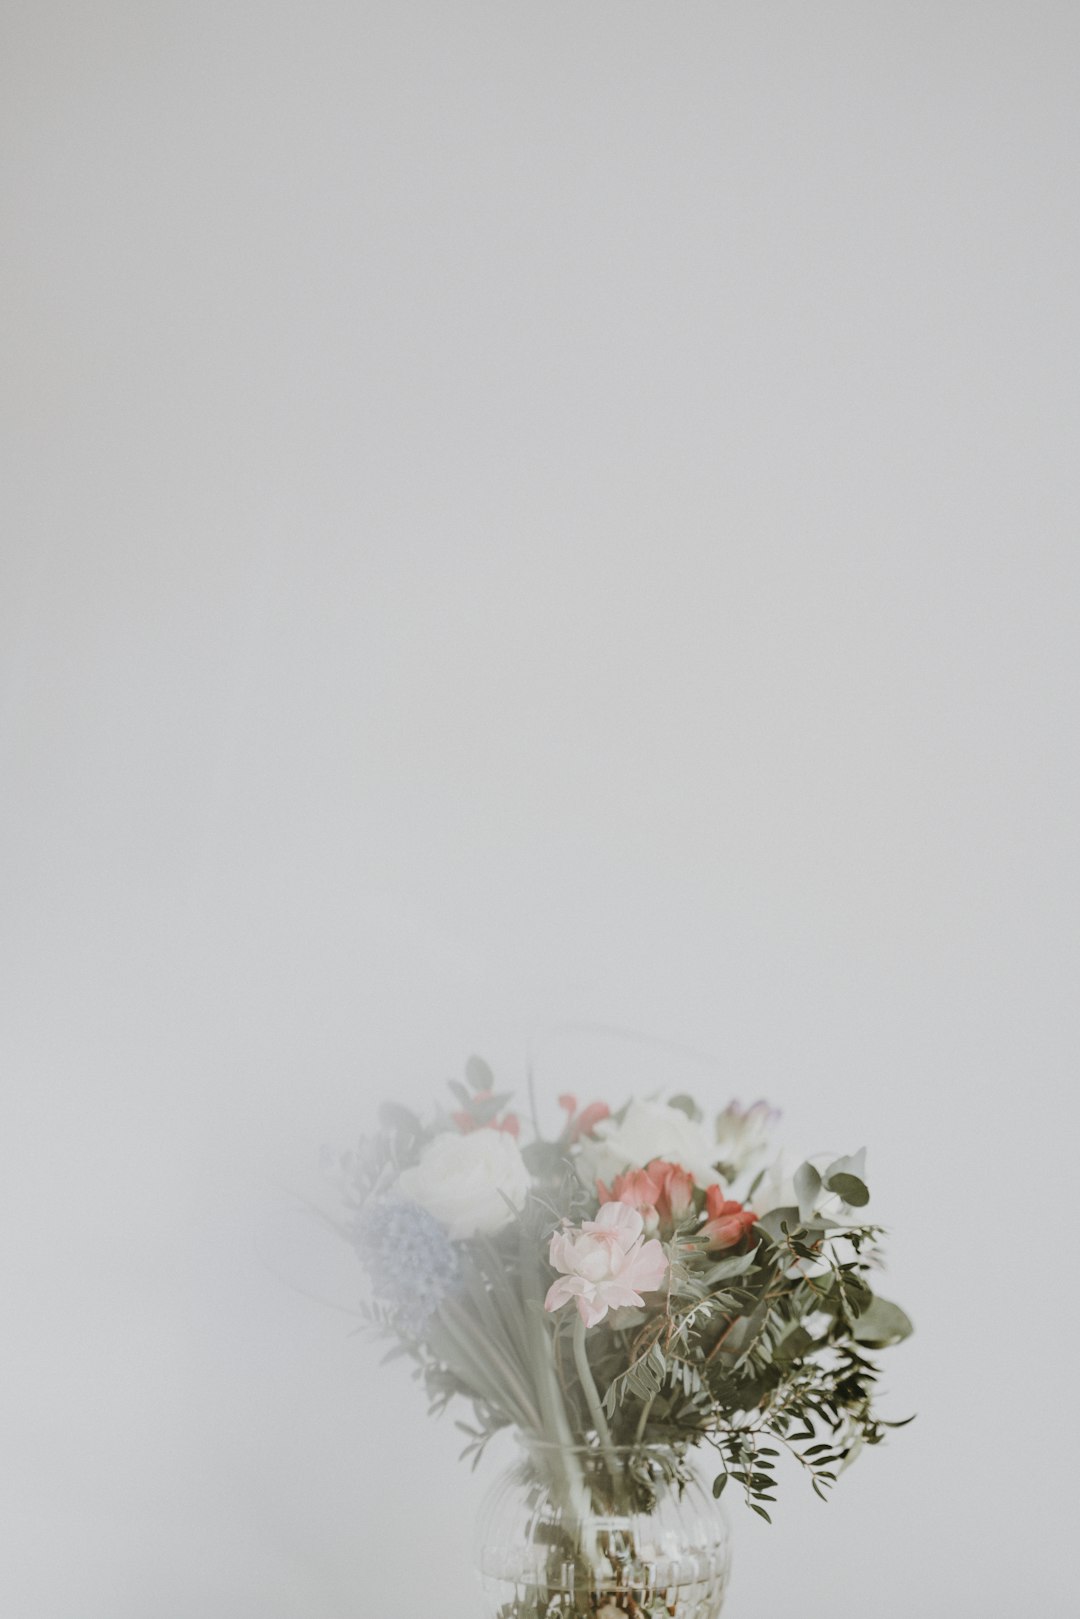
[700,1184,758,1250]
[544,1202,668,1327]
[597,1165,663,1233]
[597,1158,696,1237]
[647,1159,696,1228]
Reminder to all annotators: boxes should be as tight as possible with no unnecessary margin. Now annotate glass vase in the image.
[475,1440,732,1619]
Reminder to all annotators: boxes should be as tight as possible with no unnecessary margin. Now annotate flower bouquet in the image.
[324,1058,912,1618]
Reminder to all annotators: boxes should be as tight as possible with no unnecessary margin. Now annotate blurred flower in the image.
[714,1099,779,1179]
[700,1184,758,1250]
[749,1148,801,1215]
[544,1202,668,1328]
[396,1128,530,1240]
[353,1199,458,1333]
[598,1158,695,1237]
[558,1094,611,1143]
[452,1089,521,1138]
[579,1099,718,1187]
[749,1149,867,1224]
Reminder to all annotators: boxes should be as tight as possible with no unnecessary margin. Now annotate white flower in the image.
[750,1149,802,1215]
[578,1100,719,1189]
[396,1129,531,1240]
[714,1099,779,1179]
[750,1149,864,1221]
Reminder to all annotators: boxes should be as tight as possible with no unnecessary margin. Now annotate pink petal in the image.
[576,1293,609,1327]
[549,1231,572,1272]
[624,1237,668,1294]
[596,1280,646,1311]
[544,1276,582,1313]
[588,1201,644,1246]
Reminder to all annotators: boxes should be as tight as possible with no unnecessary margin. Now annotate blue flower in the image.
[353,1199,459,1334]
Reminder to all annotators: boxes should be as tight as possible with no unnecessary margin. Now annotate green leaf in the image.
[754,1205,801,1243]
[703,1250,758,1285]
[520,1140,569,1177]
[827,1173,870,1208]
[469,1090,514,1125]
[712,1473,729,1498]
[793,1161,822,1221]
[378,1101,419,1135]
[750,1502,773,1523]
[464,1054,495,1091]
[824,1150,869,1207]
[851,1294,915,1347]
[773,1325,814,1364]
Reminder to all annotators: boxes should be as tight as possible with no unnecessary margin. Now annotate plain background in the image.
[2,3,1078,1615]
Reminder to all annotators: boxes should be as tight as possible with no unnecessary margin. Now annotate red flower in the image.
[453,1090,520,1138]
[598,1158,696,1238]
[558,1095,611,1144]
[700,1184,757,1250]
[647,1159,696,1228]
[597,1165,663,1232]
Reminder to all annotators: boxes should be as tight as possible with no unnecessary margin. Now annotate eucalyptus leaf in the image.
[824,1150,869,1207]
[827,1173,870,1208]
[850,1294,914,1347]
[754,1205,801,1243]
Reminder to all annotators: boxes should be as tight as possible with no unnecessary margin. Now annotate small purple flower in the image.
[353,1199,459,1334]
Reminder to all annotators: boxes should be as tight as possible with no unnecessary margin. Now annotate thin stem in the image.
[633,1393,656,1446]
[572,1310,622,1508]
[525,1036,543,1142]
[573,1314,615,1457]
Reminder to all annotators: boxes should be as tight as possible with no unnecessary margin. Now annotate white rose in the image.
[396,1129,531,1240]
[578,1100,719,1188]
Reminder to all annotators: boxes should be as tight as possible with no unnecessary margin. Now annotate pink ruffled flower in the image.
[597,1158,695,1237]
[544,1202,668,1328]
[700,1184,758,1250]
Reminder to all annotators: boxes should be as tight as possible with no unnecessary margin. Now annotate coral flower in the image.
[700,1184,758,1250]
[647,1159,696,1228]
[597,1165,664,1233]
[598,1158,695,1237]
[544,1202,668,1327]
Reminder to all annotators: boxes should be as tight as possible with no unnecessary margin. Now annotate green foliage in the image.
[331,1074,912,1529]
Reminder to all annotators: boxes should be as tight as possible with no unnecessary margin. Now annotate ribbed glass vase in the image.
[475,1440,732,1619]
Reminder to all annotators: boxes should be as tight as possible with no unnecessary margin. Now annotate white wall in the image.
[2,4,1077,1615]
